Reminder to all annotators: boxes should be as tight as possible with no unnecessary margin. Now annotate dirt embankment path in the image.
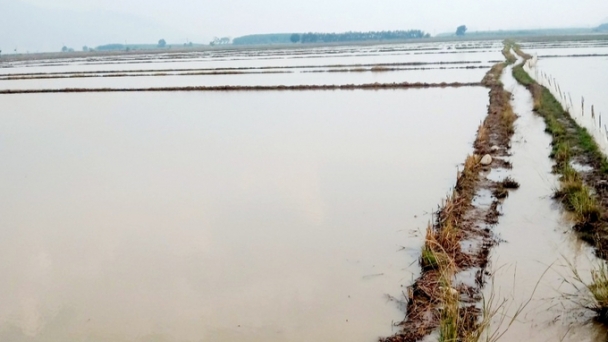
[381,53,518,341]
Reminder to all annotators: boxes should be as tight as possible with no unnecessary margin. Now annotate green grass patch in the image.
[512,65,535,86]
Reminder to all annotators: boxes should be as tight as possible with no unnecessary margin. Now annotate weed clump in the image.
[565,261,608,324]
[589,264,608,322]
[501,177,520,189]
[493,177,520,200]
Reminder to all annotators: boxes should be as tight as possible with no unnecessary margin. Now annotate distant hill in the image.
[596,24,608,32]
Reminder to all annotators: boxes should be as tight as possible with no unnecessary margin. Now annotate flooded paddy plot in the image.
[0,41,503,93]
[519,39,608,57]
[0,88,488,341]
[0,41,503,79]
[0,41,503,75]
[522,42,608,156]
[0,67,488,91]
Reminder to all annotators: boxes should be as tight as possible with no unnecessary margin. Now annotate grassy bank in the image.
[502,41,517,65]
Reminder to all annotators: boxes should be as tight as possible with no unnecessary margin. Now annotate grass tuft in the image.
[555,164,601,228]
[563,260,608,324]
[501,177,520,189]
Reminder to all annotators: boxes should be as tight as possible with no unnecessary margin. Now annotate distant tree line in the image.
[298,30,430,43]
[232,34,293,45]
[233,30,430,45]
[96,44,127,51]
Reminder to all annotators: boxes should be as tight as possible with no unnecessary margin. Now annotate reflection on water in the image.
[0,89,488,341]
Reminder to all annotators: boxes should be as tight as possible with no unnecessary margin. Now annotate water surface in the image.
[0,88,488,342]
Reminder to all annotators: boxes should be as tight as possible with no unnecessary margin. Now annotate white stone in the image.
[480,154,493,166]
[490,145,500,152]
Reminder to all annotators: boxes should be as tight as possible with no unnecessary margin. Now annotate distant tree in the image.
[424,33,431,38]
[456,25,468,36]
[96,44,125,51]
[61,46,68,52]
[290,33,301,43]
[82,46,89,52]
[158,39,167,48]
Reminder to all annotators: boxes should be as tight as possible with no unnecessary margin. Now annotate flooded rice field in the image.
[0,42,502,91]
[4,38,608,342]
[1,41,502,74]
[0,88,488,341]
[0,68,487,91]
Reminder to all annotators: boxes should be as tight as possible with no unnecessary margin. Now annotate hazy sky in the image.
[3,0,608,52]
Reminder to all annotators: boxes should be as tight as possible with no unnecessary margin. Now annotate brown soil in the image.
[380,61,517,342]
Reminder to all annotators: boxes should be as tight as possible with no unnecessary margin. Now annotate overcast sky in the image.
[3,0,608,52]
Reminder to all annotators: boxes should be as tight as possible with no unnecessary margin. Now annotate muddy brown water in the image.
[482,64,607,341]
[0,89,488,341]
